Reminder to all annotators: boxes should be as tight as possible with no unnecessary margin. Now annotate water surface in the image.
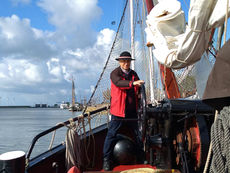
[0,108,80,158]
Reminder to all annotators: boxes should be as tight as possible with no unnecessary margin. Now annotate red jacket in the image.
[110,67,139,117]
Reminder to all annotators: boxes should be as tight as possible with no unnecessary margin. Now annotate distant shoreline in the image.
[0,106,60,108]
[0,106,32,108]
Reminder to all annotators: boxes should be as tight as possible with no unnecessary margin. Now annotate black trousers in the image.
[103,114,141,160]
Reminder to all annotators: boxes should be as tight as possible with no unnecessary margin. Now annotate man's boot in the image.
[103,158,113,171]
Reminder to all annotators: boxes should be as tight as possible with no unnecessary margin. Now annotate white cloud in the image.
[97,28,115,46]
[90,85,95,93]
[0,0,115,106]
[60,89,68,95]
[0,15,55,60]
[0,59,42,85]
[46,58,66,83]
[37,0,102,49]
[0,72,6,78]
[38,0,101,29]
[62,28,115,75]
[24,65,42,82]
[0,64,8,79]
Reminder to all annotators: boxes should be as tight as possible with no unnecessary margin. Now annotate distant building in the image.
[60,101,69,109]
[53,104,59,108]
[35,104,40,108]
[41,104,47,108]
[35,104,47,108]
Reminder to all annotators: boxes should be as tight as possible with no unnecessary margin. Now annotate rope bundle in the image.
[65,118,83,171]
[209,106,230,173]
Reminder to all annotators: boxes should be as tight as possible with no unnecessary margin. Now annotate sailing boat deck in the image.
[3,0,228,172]
[84,165,180,173]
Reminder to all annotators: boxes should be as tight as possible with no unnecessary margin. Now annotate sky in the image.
[0,0,227,106]
[0,0,125,106]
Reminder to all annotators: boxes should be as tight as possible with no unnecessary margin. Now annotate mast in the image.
[130,0,135,70]
[71,77,75,108]
[148,47,156,104]
[145,0,181,99]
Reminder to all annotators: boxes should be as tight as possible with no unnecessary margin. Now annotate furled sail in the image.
[146,0,230,69]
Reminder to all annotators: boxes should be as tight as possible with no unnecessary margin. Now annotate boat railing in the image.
[26,105,110,160]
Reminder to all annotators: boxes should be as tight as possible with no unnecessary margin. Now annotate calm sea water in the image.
[0,108,82,158]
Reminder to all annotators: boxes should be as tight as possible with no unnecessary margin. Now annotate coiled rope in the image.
[65,118,83,171]
[49,117,87,171]
[208,106,230,173]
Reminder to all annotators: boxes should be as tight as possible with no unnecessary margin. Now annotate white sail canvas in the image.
[146,0,230,69]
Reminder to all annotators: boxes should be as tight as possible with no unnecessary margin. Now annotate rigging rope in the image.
[82,0,129,115]
[203,110,218,173]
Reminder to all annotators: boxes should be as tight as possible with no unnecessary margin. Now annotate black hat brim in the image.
[115,58,135,61]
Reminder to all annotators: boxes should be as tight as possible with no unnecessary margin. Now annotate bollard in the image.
[0,151,25,173]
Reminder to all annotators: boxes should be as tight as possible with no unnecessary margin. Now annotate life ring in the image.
[67,166,81,173]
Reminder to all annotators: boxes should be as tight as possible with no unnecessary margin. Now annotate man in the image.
[103,51,145,171]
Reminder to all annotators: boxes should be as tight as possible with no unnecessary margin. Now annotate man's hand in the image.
[133,80,145,86]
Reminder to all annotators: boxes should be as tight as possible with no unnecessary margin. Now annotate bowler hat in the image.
[115,51,135,61]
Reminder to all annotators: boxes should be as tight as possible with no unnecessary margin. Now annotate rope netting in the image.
[83,0,156,114]
[79,0,223,130]
[83,0,218,114]
[171,26,220,99]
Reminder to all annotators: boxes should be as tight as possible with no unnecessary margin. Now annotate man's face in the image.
[119,59,131,70]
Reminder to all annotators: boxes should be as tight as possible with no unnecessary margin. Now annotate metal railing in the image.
[26,106,110,160]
